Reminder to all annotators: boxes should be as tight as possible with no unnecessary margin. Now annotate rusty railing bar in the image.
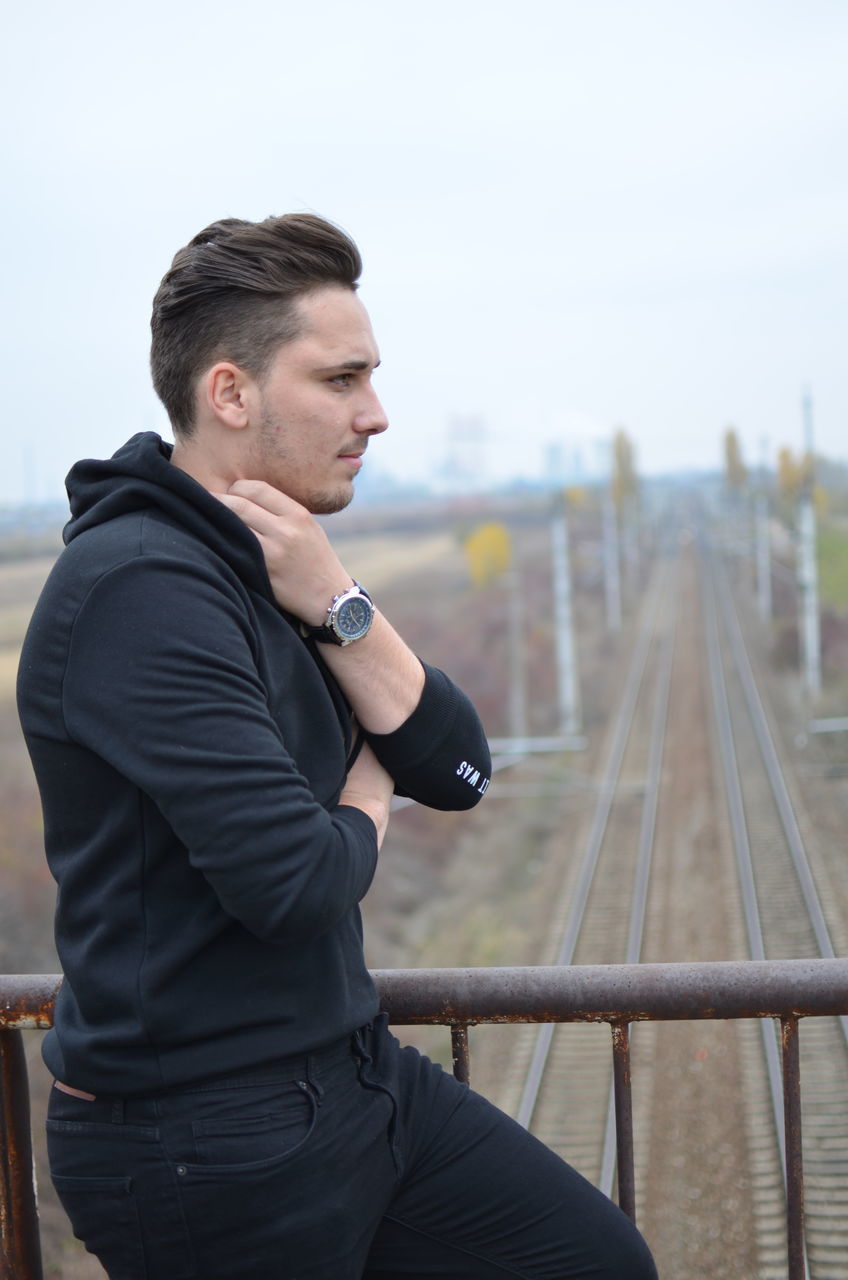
[371,958,848,1025]
[781,1015,805,1280]
[449,1024,470,1085]
[0,1031,43,1280]
[598,1019,636,1209]
[0,977,61,1031]
[4,961,847,1032]
[610,1021,636,1221]
[4,962,847,1280]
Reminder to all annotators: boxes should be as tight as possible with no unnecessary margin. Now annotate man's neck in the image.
[170,434,239,496]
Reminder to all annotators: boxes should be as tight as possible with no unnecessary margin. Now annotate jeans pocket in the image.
[51,1174,147,1280]
[170,1086,326,1279]
[186,1080,318,1170]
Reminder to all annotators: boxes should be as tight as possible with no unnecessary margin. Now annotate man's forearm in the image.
[337,741,395,844]
[319,610,425,734]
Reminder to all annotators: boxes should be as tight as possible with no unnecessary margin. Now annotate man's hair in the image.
[150,213,362,436]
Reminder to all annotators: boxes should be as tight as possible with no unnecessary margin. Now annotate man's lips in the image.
[338,449,365,468]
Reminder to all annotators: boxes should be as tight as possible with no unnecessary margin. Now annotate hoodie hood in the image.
[64,432,273,597]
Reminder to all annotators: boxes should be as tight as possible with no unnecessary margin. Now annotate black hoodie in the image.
[17,433,491,1096]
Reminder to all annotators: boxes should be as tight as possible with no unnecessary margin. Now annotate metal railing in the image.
[2,958,848,1280]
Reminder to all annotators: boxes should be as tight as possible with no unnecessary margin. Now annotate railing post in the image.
[611,1021,636,1221]
[450,1023,471,1084]
[781,1016,806,1280]
[0,1030,43,1280]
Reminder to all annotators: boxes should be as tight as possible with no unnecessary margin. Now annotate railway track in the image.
[706,546,848,1279]
[502,558,676,1207]
[491,530,848,1279]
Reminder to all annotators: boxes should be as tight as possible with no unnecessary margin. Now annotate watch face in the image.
[336,595,373,641]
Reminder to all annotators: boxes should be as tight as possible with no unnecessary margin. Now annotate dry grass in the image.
[0,556,57,606]
[0,650,21,700]
[0,556,56,698]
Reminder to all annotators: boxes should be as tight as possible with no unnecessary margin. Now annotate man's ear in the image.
[203,362,256,430]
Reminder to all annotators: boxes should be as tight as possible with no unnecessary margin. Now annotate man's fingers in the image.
[227,479,301,516]
[214,492,261,533]
[215,486,351,623]
[219,483,302,535]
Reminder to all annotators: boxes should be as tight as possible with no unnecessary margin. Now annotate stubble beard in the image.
[306,486,355,517]
[257,409,355,516]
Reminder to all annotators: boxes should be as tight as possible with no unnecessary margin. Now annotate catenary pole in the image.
[507,551,528,741]
[603,491,621,633]
[798,385,821,699]
[755,493,772,622]
[551,495,581,736]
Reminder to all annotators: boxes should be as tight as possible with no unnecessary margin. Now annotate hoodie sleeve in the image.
[58,554,378,945]
[363,662,492,810]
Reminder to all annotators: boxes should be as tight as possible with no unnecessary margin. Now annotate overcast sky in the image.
[3,0,846,505]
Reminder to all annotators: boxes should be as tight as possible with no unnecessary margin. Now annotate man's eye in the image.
[330,373,353,388]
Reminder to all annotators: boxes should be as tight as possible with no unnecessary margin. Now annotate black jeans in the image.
[46,1016,657,1279]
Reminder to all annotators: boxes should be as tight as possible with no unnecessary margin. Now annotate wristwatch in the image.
[301,582,374,646]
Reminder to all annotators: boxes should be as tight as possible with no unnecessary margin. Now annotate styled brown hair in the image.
[150,214,362,436]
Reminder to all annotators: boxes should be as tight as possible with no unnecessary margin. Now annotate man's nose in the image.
[354,385,389,435]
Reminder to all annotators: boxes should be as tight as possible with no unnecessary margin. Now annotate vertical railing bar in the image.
[781,1016,806,1280]
[450,1023,471,1085]
[0,1030,43,1280]
[611,1021,636,1222]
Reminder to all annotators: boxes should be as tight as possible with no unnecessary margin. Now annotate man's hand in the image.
[338,742,394,847]
[220,478,425,734]
[216,481,354,626]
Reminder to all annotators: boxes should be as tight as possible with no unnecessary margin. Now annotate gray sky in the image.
[3,0,846,505]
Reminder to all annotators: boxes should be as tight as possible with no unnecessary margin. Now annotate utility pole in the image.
[798,384,821,699]
[623,496,640,604]
[755,436,771,620]
[506,550,528,741]
[551,495,581,736]
[755,493,772,622]
[603,491,622,632]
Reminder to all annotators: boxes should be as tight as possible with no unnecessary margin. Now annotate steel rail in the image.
[515,569,666,1131]
[700,546,800,1272]
[716,565,846,1039]
[598,579,677,1201]
[714,551,848,1278]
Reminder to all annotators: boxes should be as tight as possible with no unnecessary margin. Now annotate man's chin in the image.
[307,486,355,517]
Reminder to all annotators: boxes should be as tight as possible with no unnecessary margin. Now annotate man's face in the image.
[248,285,388,514]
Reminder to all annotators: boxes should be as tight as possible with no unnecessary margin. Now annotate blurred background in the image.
[2,0,846,507]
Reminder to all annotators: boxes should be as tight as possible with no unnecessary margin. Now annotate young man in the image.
[18,214,656,1278]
